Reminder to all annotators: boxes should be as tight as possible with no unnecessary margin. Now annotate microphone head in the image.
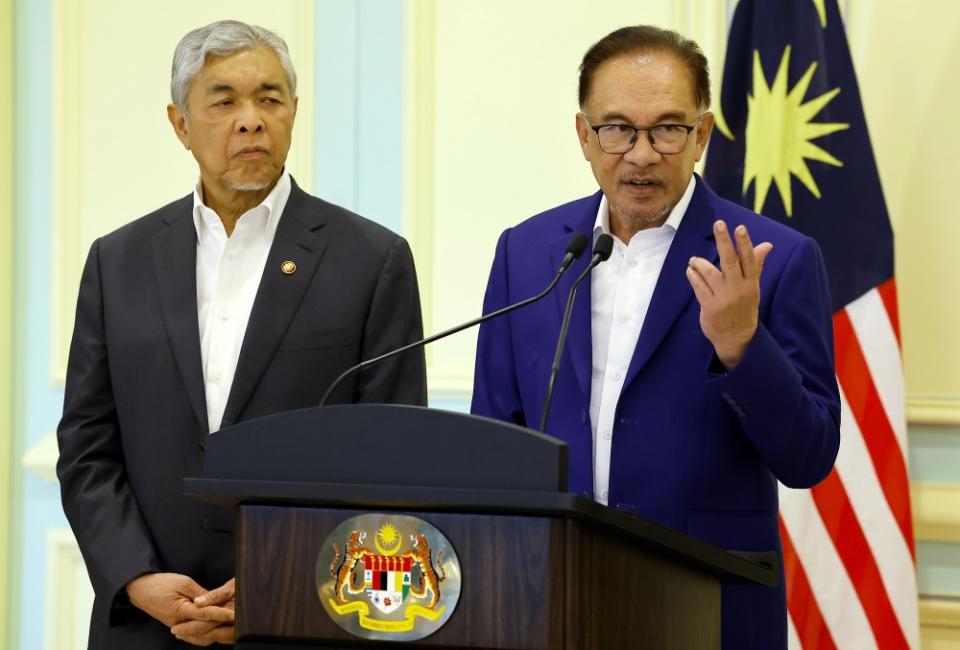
[566,233,589,260]
[593,233,614,262]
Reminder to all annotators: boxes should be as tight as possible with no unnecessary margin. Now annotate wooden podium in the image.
[186,405,777,649]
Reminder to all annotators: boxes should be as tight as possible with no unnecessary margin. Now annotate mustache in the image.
[621,174,665,185]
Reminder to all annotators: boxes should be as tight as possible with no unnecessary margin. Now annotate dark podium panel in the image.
[186,405,778,650]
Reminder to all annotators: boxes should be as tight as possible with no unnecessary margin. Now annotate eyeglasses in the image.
[581,113,702,155]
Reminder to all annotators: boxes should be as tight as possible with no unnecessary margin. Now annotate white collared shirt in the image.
[194,170,291,433]
[589,176,696,505]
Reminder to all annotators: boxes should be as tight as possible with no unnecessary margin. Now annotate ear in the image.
[575,112,592,161]
[694,111,715,162]
[167,103,191,150]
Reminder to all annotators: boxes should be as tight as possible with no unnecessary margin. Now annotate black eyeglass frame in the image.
[580,112,703,155]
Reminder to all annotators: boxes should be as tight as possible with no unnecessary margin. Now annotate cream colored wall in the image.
[844,0,960,425]
[0,0,13,637]
[49,0,316,385]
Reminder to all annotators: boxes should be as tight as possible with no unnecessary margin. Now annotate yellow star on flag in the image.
[742,46,849,216]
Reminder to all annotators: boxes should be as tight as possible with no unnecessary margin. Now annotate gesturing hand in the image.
[685,220,773,369]
[170,577,237,646]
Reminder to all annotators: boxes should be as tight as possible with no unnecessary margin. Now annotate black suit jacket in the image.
[56,179,427,648]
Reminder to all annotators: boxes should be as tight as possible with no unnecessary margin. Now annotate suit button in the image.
[201,516,210,531]
[198,441,206,453]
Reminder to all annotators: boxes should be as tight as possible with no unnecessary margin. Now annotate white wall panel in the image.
[44,531,94,650]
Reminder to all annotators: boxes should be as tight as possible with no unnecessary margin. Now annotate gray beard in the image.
[228,180,271,192]
[613,200,674,231]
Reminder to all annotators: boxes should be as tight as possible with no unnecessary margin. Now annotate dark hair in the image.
[578,25,710,110]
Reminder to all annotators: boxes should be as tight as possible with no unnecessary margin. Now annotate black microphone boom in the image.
[538,233,614,433]
[318,233,590,406]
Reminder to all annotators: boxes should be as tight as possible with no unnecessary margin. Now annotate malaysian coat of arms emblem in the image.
[317,514,461,641]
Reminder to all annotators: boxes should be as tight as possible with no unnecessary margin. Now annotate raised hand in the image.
[685,220,773,369]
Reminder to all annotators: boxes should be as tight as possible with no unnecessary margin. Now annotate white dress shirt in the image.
[194,170,291,433]
[589,176,696,505]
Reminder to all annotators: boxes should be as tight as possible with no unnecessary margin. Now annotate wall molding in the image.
[920,596,960,645]
[0,0,14,638]
[920,596,960,629]
[913,483,960,543]
[49,0,83,388]
[44,530,94,650]
[907,398,960,427]
[22,432,59,485]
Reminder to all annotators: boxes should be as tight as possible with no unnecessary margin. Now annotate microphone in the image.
[318,233,590,406]
[538,233,614,433]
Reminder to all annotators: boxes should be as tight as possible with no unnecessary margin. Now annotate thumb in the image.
[195,577,235,607]
[174,575,207,600]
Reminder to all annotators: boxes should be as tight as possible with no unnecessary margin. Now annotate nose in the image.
[235,100,265,134]
[622,132,660,167]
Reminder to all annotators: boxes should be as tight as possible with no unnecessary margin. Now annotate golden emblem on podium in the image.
[316,514,461,641]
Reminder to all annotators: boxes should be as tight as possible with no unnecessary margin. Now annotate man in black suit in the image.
[56,20,426,647]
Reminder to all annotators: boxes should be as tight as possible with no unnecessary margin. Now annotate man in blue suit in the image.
[471,26,840,649]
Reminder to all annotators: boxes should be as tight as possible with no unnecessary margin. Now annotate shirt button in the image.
[601,491,609,501]
[610,371,622,381]
[618,314,629,324]
[602,430,612,440]
[219,308,229,321]
[211,369,223,382]
[226,251,237,260]
[628,259,638,267]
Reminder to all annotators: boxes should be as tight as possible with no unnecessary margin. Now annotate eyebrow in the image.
[205,82,287,95]
[599,110,691,124]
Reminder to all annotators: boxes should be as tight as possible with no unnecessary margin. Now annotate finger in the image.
[713,220,741,276]
[734,225,758,278]
[685,265,713,305]
[172,623,236,646]
[688,256,723,293]
[171,599,207,624]
[211,625,236,644]
[173,575,207,600]
[754,242,774,274]
[195,578,236,607]
[171,619,221,637]
[189,604,235,624]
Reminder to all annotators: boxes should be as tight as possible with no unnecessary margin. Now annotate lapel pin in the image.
[281,260,297,275]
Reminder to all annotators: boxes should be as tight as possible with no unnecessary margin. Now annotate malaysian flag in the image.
[704,0,919,648]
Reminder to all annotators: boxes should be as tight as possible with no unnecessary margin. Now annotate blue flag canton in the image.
[704,0,893,311]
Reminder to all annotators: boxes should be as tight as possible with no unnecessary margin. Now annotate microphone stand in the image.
[318,234,589,406]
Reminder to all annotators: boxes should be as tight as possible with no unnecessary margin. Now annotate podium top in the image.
[200,404,567,491]
[186,405,778,588]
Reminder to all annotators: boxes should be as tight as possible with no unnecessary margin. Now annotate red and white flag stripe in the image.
[780,279,919,649]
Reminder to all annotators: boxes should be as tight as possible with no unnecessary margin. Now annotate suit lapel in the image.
[622,176,719,390]
[220,179,329,427]
[152,197,207,429]
[549,192,602,403]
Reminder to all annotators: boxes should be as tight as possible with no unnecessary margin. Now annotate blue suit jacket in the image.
[471,176,840,649]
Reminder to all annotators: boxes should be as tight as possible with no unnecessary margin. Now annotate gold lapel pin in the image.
[281,260,297,275]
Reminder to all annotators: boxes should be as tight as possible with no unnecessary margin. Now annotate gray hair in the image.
[171,20,297,113]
